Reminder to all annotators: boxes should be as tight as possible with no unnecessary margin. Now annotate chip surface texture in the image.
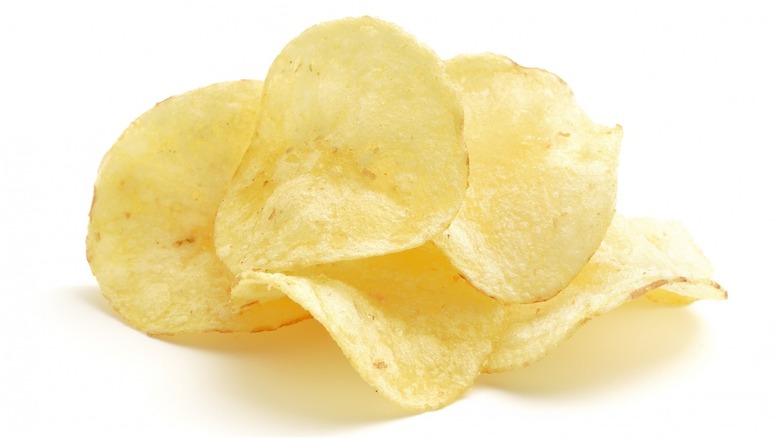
[434,53,622,303]
[85,17,726,414]
[215,17,468,275]
[87,81,308,334]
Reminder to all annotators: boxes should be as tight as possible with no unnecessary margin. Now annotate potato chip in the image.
[485,215,726,373]
[86,81,309,334]
[631,217,725,304]
[433,53,622,303]
[235,243,506,411]
[233,215,723,409]
[214,17,468,275]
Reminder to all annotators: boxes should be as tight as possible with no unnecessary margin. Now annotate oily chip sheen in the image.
[434,53,622,303]
[486,215,726,373]
[86,81,309,335]
[214,17,468,275]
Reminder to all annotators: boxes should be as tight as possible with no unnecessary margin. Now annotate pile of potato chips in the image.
[86,17,726,411]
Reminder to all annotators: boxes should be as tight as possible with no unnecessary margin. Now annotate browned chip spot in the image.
[558,131,570,137]
[248,313,313,333]
[630,279,669,299]
[362,168,377,180]
[453,272,480,290]
[268,208,277,221]
[373,361,387,370]
[238,300,259,311]
[124,211,132,219]
[174,237,196,247]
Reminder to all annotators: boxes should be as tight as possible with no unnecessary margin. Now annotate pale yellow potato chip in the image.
[645,283,722,306]
[485,215,726,373]
[631,217,725,304]
[233,215,723,409]
[215,17,468,274]
[87,81,309,334]
[236,243,506,411]
[434,53,622,303]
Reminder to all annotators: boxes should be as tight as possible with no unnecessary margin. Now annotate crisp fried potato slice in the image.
[433,53,621,303]
[485,215,726,372]
[235,243,506,411]
[215,17,468,274]
[631,217,725,304]
[86,81,309,334]
[234,214,723,408]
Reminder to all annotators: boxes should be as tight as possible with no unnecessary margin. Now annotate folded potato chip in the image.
[632,217,725,304]
[215,17,468,275]
[434,53,622,304]
[86,81,309,334]
[234,243,506,411]
[485,215,726,373]
[232,215,723,409]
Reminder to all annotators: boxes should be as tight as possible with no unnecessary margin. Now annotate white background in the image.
[1,1,778,436]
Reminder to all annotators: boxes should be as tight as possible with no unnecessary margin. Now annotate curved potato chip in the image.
[646,282,723,306]
[215,17,468,274]
[86,80,309,334]
[485,215,726,373]
[236,243,506,411]
[630,217,725,304]
[433,53,622,303]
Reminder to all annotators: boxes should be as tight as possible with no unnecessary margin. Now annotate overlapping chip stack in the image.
[86,17,726,411]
